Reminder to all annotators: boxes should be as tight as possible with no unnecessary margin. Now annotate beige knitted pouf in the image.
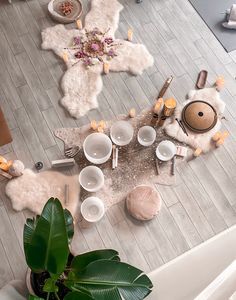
[126,185,162,221]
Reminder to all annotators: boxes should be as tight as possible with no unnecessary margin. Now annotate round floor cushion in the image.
[126,185,162,221]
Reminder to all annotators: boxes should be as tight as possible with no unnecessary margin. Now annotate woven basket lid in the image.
[182,100,217,133]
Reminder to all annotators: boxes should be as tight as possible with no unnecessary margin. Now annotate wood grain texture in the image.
[0,0,236,288]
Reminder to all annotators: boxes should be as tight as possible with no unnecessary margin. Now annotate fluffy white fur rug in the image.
[41,0,154,118]
[164,88,225,153]
[5,169,80,217]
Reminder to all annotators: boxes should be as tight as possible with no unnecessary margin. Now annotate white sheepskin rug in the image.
[41,0,154,118]
[5,169,80,217]
[164,88,226,153]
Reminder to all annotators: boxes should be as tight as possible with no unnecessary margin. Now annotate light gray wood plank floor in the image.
[1,0,236,287]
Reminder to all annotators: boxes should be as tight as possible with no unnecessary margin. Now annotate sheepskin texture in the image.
[5,169,80,218]
[164,88,226,153]
[41,0,154,118]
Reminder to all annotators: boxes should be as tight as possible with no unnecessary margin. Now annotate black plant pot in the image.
[28,253,74,300]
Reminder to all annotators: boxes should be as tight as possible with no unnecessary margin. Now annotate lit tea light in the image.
[163,98,177,117]
[127,28,133,41]
[76,19,83,30]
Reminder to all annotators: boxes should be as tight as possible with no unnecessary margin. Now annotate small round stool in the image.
[126,185,162,221]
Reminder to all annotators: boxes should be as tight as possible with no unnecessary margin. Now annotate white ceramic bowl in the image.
[156,140,177,161]
[79,166,104,192]
[110,121,134,146]
[80,197,105,223]
[138,126,156,146]
[83,133,112,164]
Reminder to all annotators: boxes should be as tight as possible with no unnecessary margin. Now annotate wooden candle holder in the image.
[163,98,177,117]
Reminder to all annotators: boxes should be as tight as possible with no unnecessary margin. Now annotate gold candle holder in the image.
[163,98,177,117]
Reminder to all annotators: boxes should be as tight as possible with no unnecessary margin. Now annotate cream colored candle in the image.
[76,19,83,30]
[129,108,136,118]
[103,63,110,74]
[212,131,221,142]
[62,52,68,63]
[193,148,202,157]
[127,28,133,41]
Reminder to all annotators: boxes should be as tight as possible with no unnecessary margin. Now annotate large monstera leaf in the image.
[24,198,73,275]
[66,260,153,300]
[70,249,120,271]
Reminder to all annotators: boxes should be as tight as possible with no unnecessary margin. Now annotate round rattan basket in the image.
[182,100,217,133]
[48,0,83,24]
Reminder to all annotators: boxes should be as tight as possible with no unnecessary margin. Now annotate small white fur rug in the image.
[41,0,154,118]
[5,169,80,217]
[164,88,225,152]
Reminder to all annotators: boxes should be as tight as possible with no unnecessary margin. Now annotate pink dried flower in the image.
[75,51,85,58]
[91,43,100,51]
[104,37,113,45]
[74,36,81,45]
[107,48,116,58]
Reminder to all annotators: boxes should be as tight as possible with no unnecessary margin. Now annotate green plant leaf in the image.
[66,260,153,300]
[43,277,59,293]
[64,209,74,243]
[28,295,44,300]
[71,249,120,271]
[64,291,94,300]
[23,198,70,275]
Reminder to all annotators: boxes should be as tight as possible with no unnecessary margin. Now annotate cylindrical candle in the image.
[193,148,202,157]
[129,108,136,118]
[103,63,110,74]
[163,98,177,117]
[62,52,68,63]
[212,131,221,141]
[76,19,83,30]
[127,28,133,41]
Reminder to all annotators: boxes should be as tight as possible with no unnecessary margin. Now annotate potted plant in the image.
[24,198,153,300]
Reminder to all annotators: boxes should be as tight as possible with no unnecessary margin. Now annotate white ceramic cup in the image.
[138,126,156,146]
[79,166,104,192]
[110,120,134,146]
[83,133,112,164]
[80,197,105,223]
[156,140,177,161]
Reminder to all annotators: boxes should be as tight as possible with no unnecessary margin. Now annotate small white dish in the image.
[110,121,134,146]
[156,140,177,161]
[79,166,104,192]
[80,196,105,223]
[138,126,156,146]
[83,133,112,164]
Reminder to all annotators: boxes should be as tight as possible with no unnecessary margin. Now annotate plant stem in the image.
[46,293,50,300]
[55,292,60,300]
